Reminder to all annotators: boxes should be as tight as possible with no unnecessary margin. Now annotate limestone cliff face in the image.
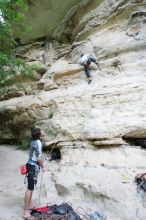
[1,0,146,219]
[13,0,86,44]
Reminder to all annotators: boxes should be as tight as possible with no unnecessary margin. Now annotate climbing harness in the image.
[21,142,58,205]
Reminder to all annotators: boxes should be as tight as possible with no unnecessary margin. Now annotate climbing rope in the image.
[77,207,92,220]
[31,202,90,220]
[39,170,44,206]
[38,143,58,205]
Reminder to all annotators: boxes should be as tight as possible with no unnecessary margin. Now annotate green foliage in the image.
[0,0,28,51]
[48,111,54,119]
[0,55,38,86]
[0,0,28,23]
[17,138,30,150]
[0,87,6,97]
[0,0,34,87]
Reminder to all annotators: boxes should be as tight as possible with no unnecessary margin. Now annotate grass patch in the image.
[17,138,30,150]
[48,111,54,119]
[0,87,7,97]
[0,63,39,87]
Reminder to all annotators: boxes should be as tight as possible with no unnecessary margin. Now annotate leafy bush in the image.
[17,138,30,150]
[0,0,35,87]
[0,57,38,86]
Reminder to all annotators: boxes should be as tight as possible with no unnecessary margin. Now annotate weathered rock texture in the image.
[1,0,146,219]
[13,0,85,44]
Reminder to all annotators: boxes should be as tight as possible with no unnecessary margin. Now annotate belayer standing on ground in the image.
[23,128,59,220]
[80,54,100,84]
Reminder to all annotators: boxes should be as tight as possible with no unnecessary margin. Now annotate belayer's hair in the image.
[31,128,41,140]
[81,54,84,57]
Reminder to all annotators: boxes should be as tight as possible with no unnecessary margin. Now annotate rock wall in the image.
[13,0,86,44]
[1,0,146,219]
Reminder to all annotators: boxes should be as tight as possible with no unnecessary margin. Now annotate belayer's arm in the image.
[45,139,60,147]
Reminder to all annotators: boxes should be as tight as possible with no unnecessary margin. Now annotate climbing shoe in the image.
[88,79,92,84]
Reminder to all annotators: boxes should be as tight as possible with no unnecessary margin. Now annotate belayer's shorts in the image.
[26,163,37,190]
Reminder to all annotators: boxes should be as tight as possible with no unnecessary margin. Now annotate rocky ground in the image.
[0,144,146,220]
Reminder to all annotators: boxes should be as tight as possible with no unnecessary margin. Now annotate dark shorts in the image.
[26,163,37,191]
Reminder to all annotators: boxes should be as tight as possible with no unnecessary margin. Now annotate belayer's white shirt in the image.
[29,139,42,161]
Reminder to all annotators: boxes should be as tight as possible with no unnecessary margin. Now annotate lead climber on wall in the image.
[23,128,59,220]
[80,54,100,84]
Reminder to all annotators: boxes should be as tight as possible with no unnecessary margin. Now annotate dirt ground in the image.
[0,145,31,220]
[1,144,146,220]
[0,145,64,220]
